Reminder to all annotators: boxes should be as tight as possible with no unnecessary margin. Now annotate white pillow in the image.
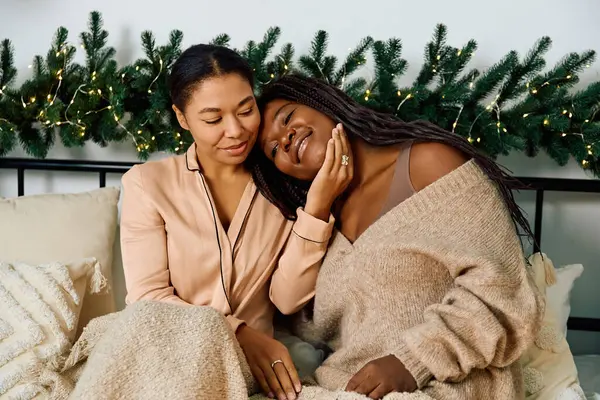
[0,258,106,399]
[0,187,120,336]
[546,263,584,337]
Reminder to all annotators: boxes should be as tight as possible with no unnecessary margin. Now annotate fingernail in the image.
[288,393,297,400]
[337,123,343,129]
[295,384,302,392]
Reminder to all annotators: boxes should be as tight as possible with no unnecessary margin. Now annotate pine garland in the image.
[0,11,598,177]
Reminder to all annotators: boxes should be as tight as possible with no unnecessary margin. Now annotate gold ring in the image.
[271,359,283,369]
[341,155,349,166]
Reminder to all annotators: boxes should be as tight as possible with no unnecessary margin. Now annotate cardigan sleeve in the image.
[120,165,245,333]
[269,208,335,315]
[391,182,544,388]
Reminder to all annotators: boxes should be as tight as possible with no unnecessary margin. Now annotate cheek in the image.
[188,121,222,146]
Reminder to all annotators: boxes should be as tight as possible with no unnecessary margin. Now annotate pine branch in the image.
[210,34,230,47]
[414,23,447,87]
[298,30,330,80]
[497,36,551,108]
[0,39,17,89]
[468,51,518,105]
[333,36,373,86]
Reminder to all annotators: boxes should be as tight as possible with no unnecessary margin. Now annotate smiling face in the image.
[173,73,260,166]
[259,99,336,180]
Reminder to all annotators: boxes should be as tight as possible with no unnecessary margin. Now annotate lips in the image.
[291,130,311,164]
[221,140,248,157]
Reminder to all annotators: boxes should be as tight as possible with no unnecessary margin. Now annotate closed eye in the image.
[271,143,279,159]
[239,107,254,116]
[284,109,295,125]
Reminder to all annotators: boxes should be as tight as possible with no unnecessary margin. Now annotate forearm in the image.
[270,208,334,315]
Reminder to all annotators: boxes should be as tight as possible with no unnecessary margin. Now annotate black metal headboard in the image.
[1,157,599,333]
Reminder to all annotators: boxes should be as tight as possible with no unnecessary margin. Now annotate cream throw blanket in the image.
[34,301,429,399]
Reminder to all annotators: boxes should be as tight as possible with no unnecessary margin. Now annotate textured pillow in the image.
[0,187,120,335]
[521,253,585,400]
[0,258,106,399]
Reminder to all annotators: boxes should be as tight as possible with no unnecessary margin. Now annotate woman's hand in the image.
[236,325,301,400]
[345,355,418,399]
[304,123,354,221]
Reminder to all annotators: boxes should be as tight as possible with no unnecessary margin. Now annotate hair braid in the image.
[250,74,534,244]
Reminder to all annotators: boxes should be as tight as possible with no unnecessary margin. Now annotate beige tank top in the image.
[377,142,416,219]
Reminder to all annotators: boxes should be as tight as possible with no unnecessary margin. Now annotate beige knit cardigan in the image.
[36,160,543,400]
[293,159,544,399]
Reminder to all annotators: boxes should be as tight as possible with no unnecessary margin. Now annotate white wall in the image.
[1,0,599,353]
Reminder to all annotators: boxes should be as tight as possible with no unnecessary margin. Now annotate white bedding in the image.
[574,354,600,398]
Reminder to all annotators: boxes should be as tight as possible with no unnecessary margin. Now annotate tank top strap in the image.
[377,142,416,220]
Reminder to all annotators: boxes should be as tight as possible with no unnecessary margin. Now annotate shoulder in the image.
[409,142,470,192]
[122,153,186,190]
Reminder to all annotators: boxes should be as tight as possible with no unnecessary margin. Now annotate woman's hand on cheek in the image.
[236,325,301,400]
[304,123,354,221]
[345,355,418,399]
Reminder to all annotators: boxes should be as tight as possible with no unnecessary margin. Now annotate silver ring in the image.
[271,359,283,369]
[341,154,349,166]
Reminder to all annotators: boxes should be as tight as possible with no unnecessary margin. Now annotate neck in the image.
[348,137,399,188]
[195,148,247,180]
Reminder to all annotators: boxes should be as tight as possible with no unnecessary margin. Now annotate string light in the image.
[396,93,412,111]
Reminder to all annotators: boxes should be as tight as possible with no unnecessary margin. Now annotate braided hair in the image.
[249,74,534,244]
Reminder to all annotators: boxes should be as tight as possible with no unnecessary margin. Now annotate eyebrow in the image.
[198,95,254,114]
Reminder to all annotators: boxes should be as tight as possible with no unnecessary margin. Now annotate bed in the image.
[0,156,599,398]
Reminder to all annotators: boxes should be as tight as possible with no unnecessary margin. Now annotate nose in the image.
[224,116,244,138]
[280,129,295,153]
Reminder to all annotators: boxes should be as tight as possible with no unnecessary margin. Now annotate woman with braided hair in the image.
[251,74,543,399]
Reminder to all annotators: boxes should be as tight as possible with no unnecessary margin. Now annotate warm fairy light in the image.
[284,65,288,70]
[457,50,462,56]
[397,90,401,96]
[566,75,572,79]
[543,119,549,125]
[562,133,567,137]
[523,113,530,118]
[270,73,275,78]
[477,137,481,143]
[152,136,156,140]
[137,130,142,134]
[531,89,538,94]
[562,110,568,114]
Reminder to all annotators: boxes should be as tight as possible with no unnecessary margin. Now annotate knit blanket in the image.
[35,301,433,399]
